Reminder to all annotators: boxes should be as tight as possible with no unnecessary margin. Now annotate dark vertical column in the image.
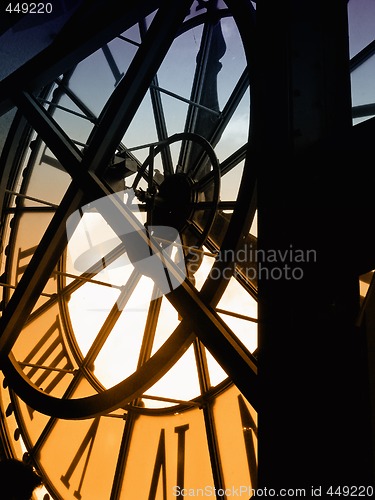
[256,0,374,488]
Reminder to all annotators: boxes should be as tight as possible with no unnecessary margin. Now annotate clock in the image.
[0,1,258,498]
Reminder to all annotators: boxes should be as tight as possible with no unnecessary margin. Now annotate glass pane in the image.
[39,415,124,499]
[348,0,375,57]
[213,385,257,494]
[351,56,375,124]
[217,278,257,353]
[144,344,201,408]
[10,391,50,448]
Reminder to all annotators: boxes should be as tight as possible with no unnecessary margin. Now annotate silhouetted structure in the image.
[0,459,43,500]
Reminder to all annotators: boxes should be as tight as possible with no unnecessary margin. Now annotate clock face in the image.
[0,1,258,498]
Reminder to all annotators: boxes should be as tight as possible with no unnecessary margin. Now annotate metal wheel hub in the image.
[152,173,197,231]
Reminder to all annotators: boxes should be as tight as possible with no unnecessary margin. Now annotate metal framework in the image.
[1,0,375,496]
[0,2,258,498]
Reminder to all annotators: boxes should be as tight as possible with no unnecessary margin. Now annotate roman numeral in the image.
[15,246,37,284]
[148,424,190,500]
[19,315,74,419]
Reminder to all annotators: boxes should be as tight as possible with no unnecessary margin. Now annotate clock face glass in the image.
[344,1,375,297]
[0,1,258,498]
